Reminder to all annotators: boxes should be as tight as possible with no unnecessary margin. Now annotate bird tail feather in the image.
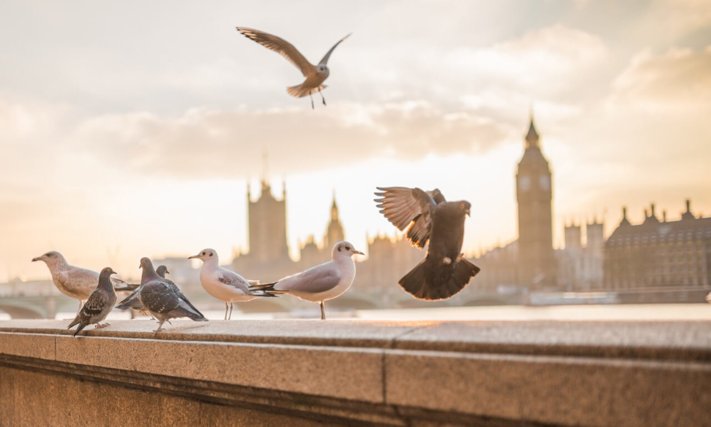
[287,83,326,98]
[72,322,87,337]
[248,282,284,297]
[174,299,208,322]
[399,257,480,300]
[116,289,143,311]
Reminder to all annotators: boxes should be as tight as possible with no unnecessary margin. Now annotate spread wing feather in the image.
[374,186,444,248]
[236,27,314,77]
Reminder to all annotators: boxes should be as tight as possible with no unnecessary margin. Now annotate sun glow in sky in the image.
[1,0,710,281]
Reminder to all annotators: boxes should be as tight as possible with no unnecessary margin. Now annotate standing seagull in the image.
[251,241,363,320]
[374,187,480,300]
[236,27,351,109]
[67,267,118,337]
[189,249,267,320]
[137,258,207,333]
[32,251,126,316]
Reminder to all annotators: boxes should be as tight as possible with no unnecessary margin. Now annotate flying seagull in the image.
[236,26,351,109]
[136,258,207,332]
[189,248,271,320]
[374,187,480,300]
[67,267,118,337]
[32,251,128,316]
[250,241,363,320]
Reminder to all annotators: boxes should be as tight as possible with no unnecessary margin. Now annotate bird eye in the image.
[201,252,205,256]
[346,246,351,251]
[209,253,213,257]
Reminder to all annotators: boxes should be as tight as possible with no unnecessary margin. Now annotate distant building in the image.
[604,200,711,289]
[473,241,519,292]
[516,114,557,289]
[247,180,290,265]
[354,235,421,294]
[557,220,604,291]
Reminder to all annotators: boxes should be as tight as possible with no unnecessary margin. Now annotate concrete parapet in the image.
[0,319,710,426]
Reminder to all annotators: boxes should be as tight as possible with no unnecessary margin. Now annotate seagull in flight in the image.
[236,27,351,109]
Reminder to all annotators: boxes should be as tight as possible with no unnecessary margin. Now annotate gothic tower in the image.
[247,179,290,263]
[516,113,556,289]
[324,192,345,250]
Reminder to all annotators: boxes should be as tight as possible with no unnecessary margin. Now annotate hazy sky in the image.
[1,0,710,281]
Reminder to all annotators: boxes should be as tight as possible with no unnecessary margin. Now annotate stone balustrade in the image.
[0,319,709,426]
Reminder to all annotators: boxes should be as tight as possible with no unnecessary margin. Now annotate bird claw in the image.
[94,322,110,329]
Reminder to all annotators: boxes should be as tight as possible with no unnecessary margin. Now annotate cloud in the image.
[72,102,510,178]
[610,45,711,110]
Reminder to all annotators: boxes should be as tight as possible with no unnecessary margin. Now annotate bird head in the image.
[31,251,65,266]
[188,248,218,263]
[317,64,329,76]
[459,201,471,217]
[100,267,117,276]
[156,265,170,277]
[138,257,153,270]
[332,241,364,259]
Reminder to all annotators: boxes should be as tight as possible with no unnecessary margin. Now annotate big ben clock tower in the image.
[516,113,556,289]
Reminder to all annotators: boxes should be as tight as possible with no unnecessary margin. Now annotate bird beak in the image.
[188,254,199,260]
[354,250,365,256]
[31,257,40,262]
[466,208,471,217]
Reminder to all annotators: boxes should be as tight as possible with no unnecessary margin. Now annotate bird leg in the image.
[320,301,326,320]
[224,302,228,320]
[76,300,82,316]
[153,320,166,334]
[310,93,315,109]
[319,89,326,106]
[228,303,234,320]
[94,322,110,329]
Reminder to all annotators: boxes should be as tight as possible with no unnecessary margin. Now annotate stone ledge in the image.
[1,319,710,426]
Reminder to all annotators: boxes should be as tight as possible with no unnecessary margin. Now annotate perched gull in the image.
[137,258,207,332]
[251,241,363,320]
[189,248,269,320]
[374,187,480,300]
[32,251,127,315]
[67,267,118,337]
[236,26,351,109]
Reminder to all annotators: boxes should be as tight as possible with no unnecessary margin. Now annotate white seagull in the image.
[32,251,126,316]
[251,241,363,320]
[188,248,266,320]
[236,26,351,109]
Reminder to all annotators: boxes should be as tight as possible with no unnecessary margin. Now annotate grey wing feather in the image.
[141,281,179,314]
[237,27,314,77]
[81,290,108,318]
[218,271,251,294]
[374,186,438,248]
[278,265,341,294]
[318,33,351,65]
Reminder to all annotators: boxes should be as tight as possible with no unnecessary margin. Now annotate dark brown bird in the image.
[67,267,118,336]
[374,187,480,300]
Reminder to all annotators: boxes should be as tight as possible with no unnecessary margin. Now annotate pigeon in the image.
[236,26,351,109]
[116,263,171,313]
[136,257,207,332]
[67,267,118,336]
[32,251,127,316]
[374,187,480,300]
[189,248,270,320]
[250,241,363,320]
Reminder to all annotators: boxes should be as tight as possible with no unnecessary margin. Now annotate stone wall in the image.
[1,319,710,426]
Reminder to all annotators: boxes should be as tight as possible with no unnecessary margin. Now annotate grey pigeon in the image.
[374,187,480,300]
[32,251,128,315]
[251,241,363,319]
[137,258,207,332]
[116,263,169,312]
[67,267,118,336]
[236,27,351,109]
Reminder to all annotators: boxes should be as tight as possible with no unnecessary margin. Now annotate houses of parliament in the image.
[228,114,711,302]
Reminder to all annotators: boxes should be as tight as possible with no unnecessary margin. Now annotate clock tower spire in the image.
[516,111,556,289]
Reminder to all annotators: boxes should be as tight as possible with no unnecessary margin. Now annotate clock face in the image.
[519,175,530,191]
[539,175,550,190]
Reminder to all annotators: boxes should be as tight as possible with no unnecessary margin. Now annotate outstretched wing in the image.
[318,33,351,65]
[374,186,443,248]
[236,27,314,77]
